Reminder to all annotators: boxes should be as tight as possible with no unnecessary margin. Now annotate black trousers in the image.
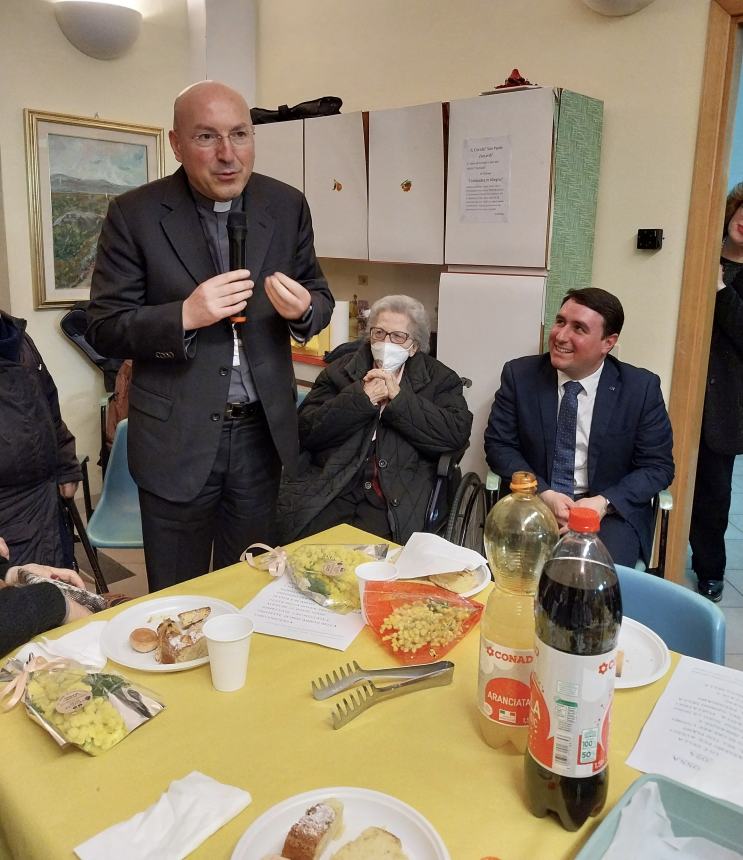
[689,433,736,582]
[138,407,281,592]
[597,513,641,569]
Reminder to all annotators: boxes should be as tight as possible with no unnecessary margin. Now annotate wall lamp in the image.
[581,0,656,15]
[54,0,143,60]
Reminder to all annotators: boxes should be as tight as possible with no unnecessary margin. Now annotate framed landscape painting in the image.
[25,109,164,308]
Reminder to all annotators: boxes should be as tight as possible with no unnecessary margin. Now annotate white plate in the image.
[615,617,671,689]
[429,564,491,599]
[231,786,450,860]
[101,595,238,672]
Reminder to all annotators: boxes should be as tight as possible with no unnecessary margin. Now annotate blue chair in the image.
[616,564,726,664]
[86,419,143,550]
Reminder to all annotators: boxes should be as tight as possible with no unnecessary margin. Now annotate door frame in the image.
[666,0,743,581]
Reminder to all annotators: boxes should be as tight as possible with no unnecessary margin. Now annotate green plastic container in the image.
[575,774,743,858]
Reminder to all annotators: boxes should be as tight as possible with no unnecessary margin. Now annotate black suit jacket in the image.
[87,168,333,502]
[484,353,675,561]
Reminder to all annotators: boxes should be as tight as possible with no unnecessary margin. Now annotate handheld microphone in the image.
[227,210,248,323]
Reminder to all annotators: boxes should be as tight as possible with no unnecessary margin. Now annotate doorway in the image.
[666,0,743,583]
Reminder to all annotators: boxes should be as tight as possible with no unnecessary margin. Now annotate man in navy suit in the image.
[484,288,674,567]
[88,81,334,590]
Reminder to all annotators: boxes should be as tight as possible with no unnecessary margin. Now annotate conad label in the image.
[527,637,616,778]
[478,638,533,726]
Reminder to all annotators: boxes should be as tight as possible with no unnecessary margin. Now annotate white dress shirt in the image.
[556,363,605,495]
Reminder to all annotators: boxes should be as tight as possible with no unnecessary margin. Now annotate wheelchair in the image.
[423,450,487,555]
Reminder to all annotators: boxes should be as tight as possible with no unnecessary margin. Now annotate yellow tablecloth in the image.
[0,525,678,859]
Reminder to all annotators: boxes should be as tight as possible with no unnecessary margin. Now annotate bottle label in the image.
[527,637,616,777]
[478,637,533,727]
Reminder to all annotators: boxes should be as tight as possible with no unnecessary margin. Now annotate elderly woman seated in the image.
[278,295,473,543]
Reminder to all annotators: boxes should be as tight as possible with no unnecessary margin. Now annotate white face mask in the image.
[370,341,411,372]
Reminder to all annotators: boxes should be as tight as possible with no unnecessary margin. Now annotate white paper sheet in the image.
[626,656,743,808]
[240,578,365,651]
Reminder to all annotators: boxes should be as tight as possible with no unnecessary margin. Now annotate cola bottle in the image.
[478,471,558,752]
[524,506,622,831]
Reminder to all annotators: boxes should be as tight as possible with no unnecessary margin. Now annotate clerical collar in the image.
[188,184,241,213]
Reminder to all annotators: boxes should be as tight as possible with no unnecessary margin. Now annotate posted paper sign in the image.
[241,577,365,651]
[460,135,511,223]
[626,656,743,808]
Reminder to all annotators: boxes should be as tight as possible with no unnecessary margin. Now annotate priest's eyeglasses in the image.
[369,327,411,345]
[191,129,256,148]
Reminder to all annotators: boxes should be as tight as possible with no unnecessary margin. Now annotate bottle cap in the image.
[510,471,537,492]
[568,507,600,532]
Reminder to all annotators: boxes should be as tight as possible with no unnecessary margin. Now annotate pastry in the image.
[156,606,211,664]
[331,827,408,859]
[129,627,158,653]
[282,798,344,860]
[426,569,480,594]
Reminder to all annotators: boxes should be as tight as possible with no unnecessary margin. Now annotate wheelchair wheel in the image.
[444,471,486,554]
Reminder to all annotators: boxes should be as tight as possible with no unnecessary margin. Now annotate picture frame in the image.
[24,109,165,309]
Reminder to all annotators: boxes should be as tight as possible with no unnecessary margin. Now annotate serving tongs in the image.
[311,659,453,700]
[325,662,455,729]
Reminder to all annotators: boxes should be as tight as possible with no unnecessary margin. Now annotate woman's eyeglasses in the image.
[369,327,411,345]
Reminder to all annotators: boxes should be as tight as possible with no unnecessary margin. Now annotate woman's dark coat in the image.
[703,265,743,454]
[277,344,473,543]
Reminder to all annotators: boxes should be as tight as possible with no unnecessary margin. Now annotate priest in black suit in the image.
[87,81,334,590]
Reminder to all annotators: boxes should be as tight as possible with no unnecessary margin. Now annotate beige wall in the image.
[256,0,710,394]
[0,0,190,491]
[0,0,713,491]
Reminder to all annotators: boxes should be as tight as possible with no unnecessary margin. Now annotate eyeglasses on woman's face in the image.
[369,327,412,345]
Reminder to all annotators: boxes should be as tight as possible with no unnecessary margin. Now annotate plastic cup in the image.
[356,561,398,623]
[203,614,254,692]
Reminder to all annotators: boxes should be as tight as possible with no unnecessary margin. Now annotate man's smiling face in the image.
[548,299,618,380]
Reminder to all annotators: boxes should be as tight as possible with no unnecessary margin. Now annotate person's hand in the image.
[717,263,726,292]
[64,597,92,622]
[58,481,78,499]
[365,368,401,400]
[540,490,575,532]
[574,495,609,521]
[264,272,311,320]
[5,563,86,589]
[362,374,388,406]
[0,537,8,560]
[182,270,254,330]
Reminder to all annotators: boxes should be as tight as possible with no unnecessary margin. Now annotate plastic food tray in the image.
[575,774,743,858]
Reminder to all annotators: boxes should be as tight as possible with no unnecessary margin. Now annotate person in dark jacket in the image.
[0,537,91,657]
[277,295,473,544]
[689,182,743,602]
[0,311,81,567]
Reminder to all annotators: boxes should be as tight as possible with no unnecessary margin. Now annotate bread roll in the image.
[426,569,480,594]
[331,827,408,859]
[282,798,344,860]
[129,627,158,653]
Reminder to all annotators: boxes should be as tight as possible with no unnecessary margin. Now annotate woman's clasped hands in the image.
[363,368,400,406]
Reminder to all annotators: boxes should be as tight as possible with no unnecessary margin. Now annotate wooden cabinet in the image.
[368,102,445,264]
[304,112,368,260]
[253,119,304,192]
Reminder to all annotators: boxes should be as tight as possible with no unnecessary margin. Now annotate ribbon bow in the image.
[240,543,288,578]
[0,655,68,712]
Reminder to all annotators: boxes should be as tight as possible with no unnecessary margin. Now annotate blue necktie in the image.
[551,380,583,495]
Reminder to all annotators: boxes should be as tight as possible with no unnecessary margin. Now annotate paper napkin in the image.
[15,621,108,670]
[392,532,489,579]
[74,771,252,860]
[603,781,742,860]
